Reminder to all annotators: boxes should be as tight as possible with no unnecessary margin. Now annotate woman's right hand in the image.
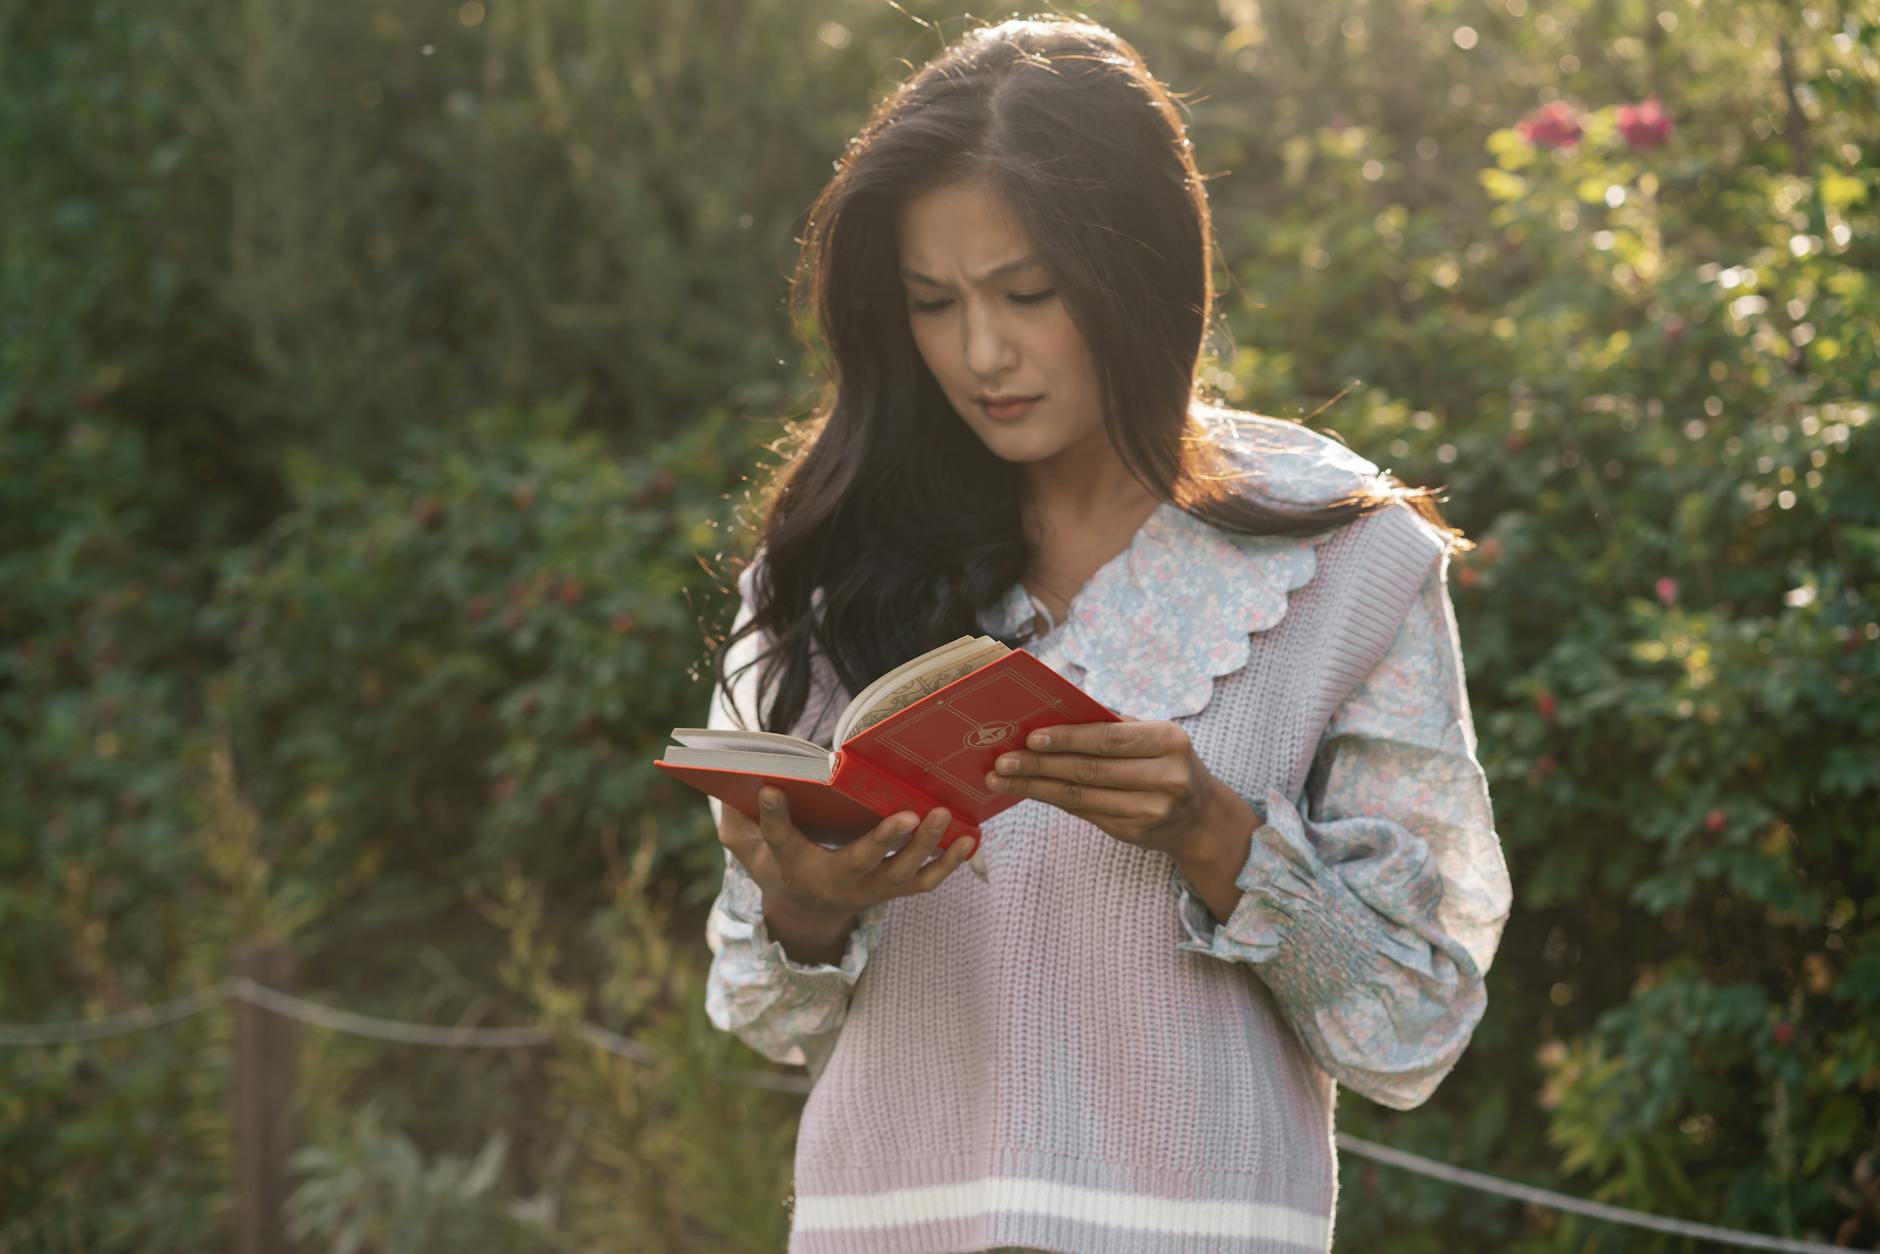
[717,786,978,931]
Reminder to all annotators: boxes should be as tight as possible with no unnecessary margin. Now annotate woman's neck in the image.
[1020,436,1161,533]
[1018,440,1165,628]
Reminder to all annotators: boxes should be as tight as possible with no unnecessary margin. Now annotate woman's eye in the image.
[908,289,1056,315]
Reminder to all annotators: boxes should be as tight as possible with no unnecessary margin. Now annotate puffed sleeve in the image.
[1168,557,1513,1110]
[701,559,888,1080]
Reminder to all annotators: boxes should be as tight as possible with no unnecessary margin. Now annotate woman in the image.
[701,16,1512,1254]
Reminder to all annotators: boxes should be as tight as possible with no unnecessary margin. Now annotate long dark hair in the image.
[714,15,1462,739]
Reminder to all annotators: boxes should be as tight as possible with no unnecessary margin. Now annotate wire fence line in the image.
[1,984,1864,1253]
[1332,1134,1860,1254]
[0,982,235,1046]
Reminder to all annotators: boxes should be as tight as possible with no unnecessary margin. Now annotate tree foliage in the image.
[2,0,1875,1249]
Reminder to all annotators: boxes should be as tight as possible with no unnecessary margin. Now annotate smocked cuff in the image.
[1170,788,1388,1015]
[709,853,884,985]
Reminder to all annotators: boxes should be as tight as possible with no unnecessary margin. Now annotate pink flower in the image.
[1655,577,1678,606]
[1516,101,1583,150]
[1617,98,1675,150]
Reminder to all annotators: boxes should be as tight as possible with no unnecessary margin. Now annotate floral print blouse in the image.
[704,412,1514,1117]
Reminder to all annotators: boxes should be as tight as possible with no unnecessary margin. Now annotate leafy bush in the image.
[1209,4,1879,1245]
[3,0,1876,1248]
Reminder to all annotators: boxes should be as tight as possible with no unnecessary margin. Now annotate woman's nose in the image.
[963,308,1016,377]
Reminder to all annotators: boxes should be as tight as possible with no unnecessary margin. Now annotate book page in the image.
[832,636,976,743]
[659,747,834,780]
[835,636,1010,745]
[669,728,830,758]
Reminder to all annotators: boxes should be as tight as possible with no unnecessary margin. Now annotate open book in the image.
[655,633,1121,870]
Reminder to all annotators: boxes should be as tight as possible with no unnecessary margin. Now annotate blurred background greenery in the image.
[1,0,1875,1249]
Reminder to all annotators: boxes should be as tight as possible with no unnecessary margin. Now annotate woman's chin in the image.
[965,422,1060,463]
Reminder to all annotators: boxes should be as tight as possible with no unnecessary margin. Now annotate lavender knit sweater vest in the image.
[784,503,1444,1254]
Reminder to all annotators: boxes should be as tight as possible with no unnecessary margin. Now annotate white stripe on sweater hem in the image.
[792,1176,1330,1245]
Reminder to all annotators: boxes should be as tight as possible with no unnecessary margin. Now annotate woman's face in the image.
[896,180,1107,469]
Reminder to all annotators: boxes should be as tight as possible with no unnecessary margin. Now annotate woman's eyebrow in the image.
[899,253,1043,287]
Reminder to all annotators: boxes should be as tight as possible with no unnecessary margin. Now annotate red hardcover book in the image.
[654,639,1122,853]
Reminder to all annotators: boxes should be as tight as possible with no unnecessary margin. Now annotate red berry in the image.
[1515,101,1583,150]
[637,470,678,504]
[611,611,638,635]
[1616,98,1675,151]
[1536,691,1558,720]
[1771,1021,1794,1047]
[558,578,585,605]
[1457,565,1481,588]
[1704,808,1727,834]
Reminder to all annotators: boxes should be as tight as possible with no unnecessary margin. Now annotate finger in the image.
[877,808,950,885]
[754,787,807,877]
[843,809,922,876]
[718,803,767,858]
[1024,719,1175,758]
[980,773,1160,819]
[906,830,979,894]
[716,804,777,876]
[724,835,777,883]
[989,751,1180,791]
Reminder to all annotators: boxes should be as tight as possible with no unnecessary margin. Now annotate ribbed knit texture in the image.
[776,502,1445,1254]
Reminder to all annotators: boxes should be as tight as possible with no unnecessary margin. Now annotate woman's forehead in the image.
[895,182,1038,275]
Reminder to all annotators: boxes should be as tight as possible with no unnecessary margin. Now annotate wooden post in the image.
[233,940,296,1254]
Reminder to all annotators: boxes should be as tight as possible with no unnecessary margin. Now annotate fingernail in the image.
[996,756,1018,773]
[959,836,979,859]
[1028,732,1051,749]
[760,791,778,811]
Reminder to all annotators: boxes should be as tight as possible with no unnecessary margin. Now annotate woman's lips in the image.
[980,396,1041,421]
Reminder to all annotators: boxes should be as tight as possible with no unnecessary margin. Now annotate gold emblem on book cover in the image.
[965,720,1016,749]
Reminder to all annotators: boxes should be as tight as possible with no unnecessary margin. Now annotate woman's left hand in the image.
[983,716,1249,860]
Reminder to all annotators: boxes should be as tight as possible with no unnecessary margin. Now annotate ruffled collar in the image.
[977,411,1383,722]
[979,505,1321,721]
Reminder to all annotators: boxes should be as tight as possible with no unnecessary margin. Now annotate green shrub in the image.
[4,0,1876,1247]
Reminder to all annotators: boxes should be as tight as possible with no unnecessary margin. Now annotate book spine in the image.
[829,750,981,849]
